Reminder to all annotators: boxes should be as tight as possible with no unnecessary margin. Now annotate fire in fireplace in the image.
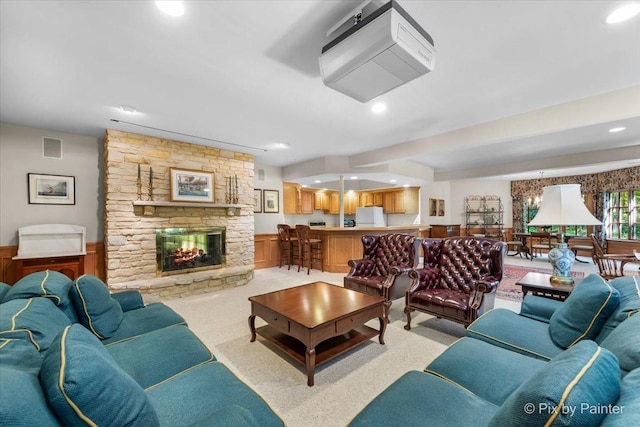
[156,227,225,275]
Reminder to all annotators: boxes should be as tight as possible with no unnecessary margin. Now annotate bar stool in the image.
[276,224,296,270]
[295,225,324,275]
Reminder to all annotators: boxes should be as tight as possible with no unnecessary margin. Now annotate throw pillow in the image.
[601,367,640,426]
[3,270,78,322]
[0,338,43,374]
[597,276,640,342]
[0,297,71,352]
[549,274,619,348]
[70,274,123,339]
[0,366,61,427]
[600,312,640,375]
[488,340,620,427]
[39,324,159,426]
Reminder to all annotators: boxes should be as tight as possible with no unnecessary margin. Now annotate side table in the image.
[516,272,580,301]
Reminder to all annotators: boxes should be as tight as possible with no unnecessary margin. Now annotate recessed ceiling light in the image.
[371,102,387,114]
[350,176,358,180]
[301,184,308,188]
[403,184,410,187]
[269,142,290,150]
[314,180,322,183]
[119,105,137,113]
[390,179,397,183]
[605,3,640,24]
[155,1,184,17]
[609,127,627,133]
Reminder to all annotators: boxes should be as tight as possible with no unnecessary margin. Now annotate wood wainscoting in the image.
[0,242,105,285]
[254,233,280,270]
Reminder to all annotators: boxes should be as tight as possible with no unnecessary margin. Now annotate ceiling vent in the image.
[319,0,436,103]
[42,137,63,159]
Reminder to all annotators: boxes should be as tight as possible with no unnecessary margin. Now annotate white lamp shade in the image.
[528,184,601,226]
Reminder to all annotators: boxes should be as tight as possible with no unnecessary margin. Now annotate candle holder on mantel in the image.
[136,178,142,201]
[148,182,154,202]
[226,175,239,204]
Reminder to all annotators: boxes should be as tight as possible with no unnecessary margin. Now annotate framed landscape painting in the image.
[28,173,75,205]
[170,168,214,202]
[263,189,279,213]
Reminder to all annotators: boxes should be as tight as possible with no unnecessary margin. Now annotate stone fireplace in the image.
[103,130,255,302]
[156,227,225,275]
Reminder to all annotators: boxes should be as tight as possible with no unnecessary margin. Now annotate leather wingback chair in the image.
[404,237,506,329]
[344,234,421,318]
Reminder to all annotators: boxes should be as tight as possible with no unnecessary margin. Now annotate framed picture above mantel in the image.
[28,173,75,205]
[170,168,214,203]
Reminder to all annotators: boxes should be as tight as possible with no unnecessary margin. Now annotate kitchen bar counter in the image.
[308,226,424,273]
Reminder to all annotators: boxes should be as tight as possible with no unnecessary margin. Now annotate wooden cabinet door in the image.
[329,193,340,214]
[300,190,314,214]
[373,192,384,207]
[394,191,406,213]
[359,192,373,207]
[383,192,395,214]
[314,191,328,211]
[283,182,300,214]
[345,193,357,214]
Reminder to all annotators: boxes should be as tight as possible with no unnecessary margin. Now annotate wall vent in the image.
[43,137,63,159]
[258,169,265,181]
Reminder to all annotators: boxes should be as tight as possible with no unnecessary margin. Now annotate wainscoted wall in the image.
[103,130,255,301]
[0,242,105,285]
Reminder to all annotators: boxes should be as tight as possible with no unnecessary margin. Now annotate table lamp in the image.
[528,184,601,285]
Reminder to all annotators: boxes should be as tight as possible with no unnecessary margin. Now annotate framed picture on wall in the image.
[254,189,262,213]
[263,190,279,213]
[170,168,214,203]
[28,173,75,205]
[437,199,445,216]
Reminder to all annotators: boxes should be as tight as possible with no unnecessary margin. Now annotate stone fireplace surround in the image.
[104,130,255,302]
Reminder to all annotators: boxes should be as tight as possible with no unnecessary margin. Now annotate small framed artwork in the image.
[253,189,262,213]
[437,199,445,216]
[263,189,279,213]
[429,198,438,216]
[170,168,214,203]
[28,173,75,205]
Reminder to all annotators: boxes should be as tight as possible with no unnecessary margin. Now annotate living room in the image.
[1,1,640,426]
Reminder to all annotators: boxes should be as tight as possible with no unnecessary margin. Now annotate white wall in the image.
[0,123,103,245]
[253,163,286,234]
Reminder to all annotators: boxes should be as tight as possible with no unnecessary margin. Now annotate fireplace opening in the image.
[156,227,225,275]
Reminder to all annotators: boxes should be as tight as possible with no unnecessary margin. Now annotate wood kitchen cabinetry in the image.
[283,182,314,214]
[314,191,329,211]
[300,190,314,214]
[329,192,357,214]
[383,188,419,214]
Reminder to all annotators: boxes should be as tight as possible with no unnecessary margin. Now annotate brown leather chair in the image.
[404,236,506,329]
[344,234,421,318]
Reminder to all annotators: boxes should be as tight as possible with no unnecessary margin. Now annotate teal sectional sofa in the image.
[350,274,640,426]
[0,270,283,426]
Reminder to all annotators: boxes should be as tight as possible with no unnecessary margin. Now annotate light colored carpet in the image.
[164,256,597,426]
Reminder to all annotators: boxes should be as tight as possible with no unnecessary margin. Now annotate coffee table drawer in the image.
[254,305,290,333]
[335,308,378,335]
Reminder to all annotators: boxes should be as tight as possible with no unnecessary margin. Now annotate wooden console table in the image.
[13,254,85,282]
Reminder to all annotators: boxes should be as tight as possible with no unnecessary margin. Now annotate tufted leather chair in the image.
[344,234,421,319]
[404,237,506,329]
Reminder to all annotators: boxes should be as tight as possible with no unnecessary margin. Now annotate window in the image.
[607,189,639,240]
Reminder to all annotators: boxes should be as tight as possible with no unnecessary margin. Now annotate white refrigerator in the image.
[356,207,386,227]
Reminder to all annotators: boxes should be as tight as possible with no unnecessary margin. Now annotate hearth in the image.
[156,227,225,275]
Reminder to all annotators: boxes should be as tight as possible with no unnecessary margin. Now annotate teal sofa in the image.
[0,270,283,426]
[350,274,640,426]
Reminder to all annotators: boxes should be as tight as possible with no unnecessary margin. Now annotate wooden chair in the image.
[276,224,296,270]
[590,234,636,279]
[295,225,324,274]
[501,230,524,257]
[530,232,552,259]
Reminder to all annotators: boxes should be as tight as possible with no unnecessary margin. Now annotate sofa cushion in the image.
[3,270,78,322]
[425,337,547,406]
[40,324,159,426]
[600,312,640,376]
[601,367,640,426]
[105,324,215,389]
[467,308,563,360]
[145,361,283,427]
[488,341,620,427]
[348,370,499,427]
[0,337,43,374]
[70,274,123,339]
[0,282,11,301]
[597,276,640,342]
[100,303,187,345]
[549,274,619,348]
[0,298,71,352]
[0,366,61,427]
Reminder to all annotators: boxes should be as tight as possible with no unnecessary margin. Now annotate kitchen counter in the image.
[307,225,423,273]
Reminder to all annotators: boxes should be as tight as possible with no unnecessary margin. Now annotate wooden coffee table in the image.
[516,272,580,301]
[248,281,386,386]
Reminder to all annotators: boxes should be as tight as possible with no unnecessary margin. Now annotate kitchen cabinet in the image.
[314,191,329,211]
[383,188,419,214]
[284,183,315,214]
[373,192,384,207]
[300,190,314,214]
[329,191,357,214]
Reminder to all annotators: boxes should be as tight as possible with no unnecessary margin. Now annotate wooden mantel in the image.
[132,201,248,216]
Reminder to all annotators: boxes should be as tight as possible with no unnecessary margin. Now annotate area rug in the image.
[496,265,585,302]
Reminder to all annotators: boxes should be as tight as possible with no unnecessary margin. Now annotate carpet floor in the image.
[497,265,585,301]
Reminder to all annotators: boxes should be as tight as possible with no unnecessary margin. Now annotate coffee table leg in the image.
[305,347,316,387]
[248,315,256,342]
[378,316,386,345]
